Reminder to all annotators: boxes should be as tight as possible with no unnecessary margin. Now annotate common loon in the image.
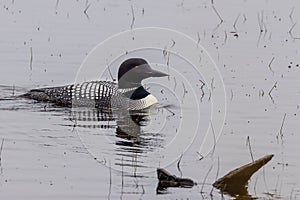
[22,58,168,110]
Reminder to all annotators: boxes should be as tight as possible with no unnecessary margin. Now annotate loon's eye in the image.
[134,66,142,72]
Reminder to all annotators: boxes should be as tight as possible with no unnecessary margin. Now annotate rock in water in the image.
[156,168,195,193]
[213,154,274,197]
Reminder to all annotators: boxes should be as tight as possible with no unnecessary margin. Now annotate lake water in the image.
[0,0,300,199]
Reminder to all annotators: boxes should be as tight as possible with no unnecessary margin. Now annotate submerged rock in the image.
[156,168,195,193]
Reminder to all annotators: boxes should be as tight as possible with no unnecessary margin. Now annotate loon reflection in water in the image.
[68,106,167,170]
[69,106,160,144]
[21,58,168,111]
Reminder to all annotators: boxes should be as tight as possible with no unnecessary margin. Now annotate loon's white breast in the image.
[129,94,158,110]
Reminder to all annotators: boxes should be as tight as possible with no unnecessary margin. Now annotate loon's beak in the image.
[148,68,169,77]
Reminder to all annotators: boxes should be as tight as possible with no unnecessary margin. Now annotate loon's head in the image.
[118,58,168,89]
[117,58,168,110]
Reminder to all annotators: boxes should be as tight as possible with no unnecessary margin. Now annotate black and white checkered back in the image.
[38,81,128,110]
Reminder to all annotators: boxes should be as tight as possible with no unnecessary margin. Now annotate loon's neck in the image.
[118,87,139,95]
[119,86,150,100]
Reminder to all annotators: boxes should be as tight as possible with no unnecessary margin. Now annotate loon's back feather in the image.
[23,81,126,109]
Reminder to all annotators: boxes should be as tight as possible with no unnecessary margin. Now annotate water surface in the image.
[0,0,300,199]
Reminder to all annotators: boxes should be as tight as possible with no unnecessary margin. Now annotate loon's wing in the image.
[22,81,119,108]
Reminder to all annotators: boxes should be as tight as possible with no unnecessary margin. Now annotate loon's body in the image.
[22,58,168,110]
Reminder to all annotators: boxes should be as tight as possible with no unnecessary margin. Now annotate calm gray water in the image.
[0,0,300,199]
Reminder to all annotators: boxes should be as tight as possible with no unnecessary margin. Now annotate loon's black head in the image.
[118,58,168,89]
